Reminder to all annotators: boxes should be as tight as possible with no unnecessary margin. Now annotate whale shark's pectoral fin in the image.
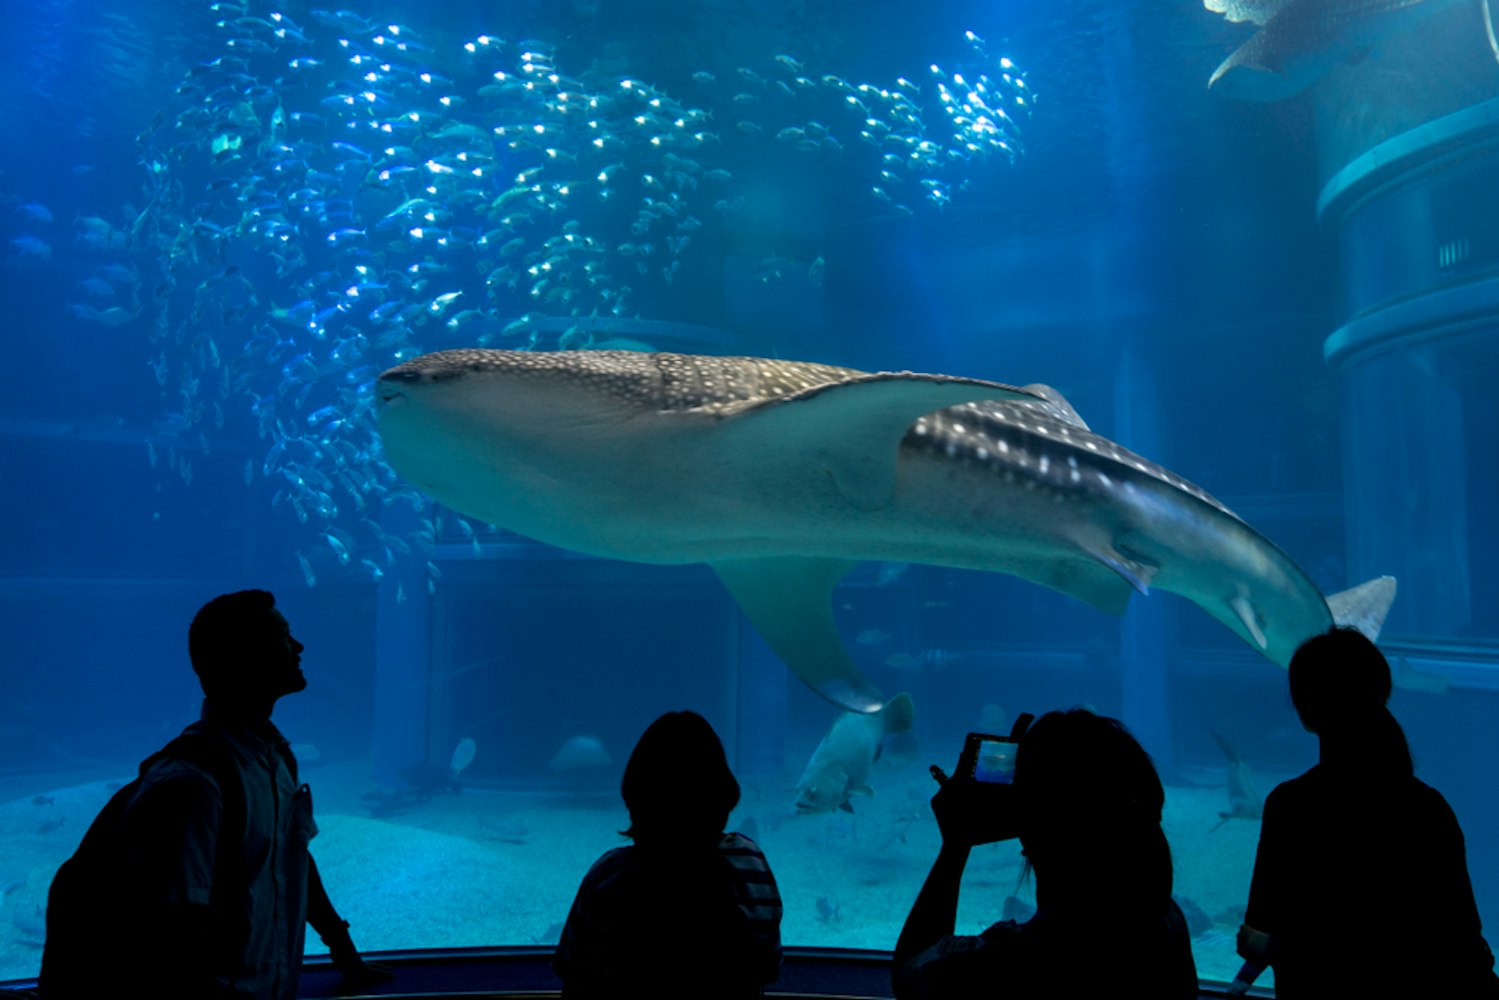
[725,372,1043,512]
[1025,557,1139,617]
[1079,541,1158,597]
[1230,595,1269,649]
[711,555,883,713]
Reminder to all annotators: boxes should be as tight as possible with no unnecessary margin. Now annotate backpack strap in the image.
[151,723,249,873]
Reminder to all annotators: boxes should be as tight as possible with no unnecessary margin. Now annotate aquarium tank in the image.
[3,0,1498,991]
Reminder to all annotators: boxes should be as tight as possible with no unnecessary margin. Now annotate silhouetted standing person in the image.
[893,709,1197,999]
[1238,627,1499,997]
[40,589,389,999]
[553,710,782,997]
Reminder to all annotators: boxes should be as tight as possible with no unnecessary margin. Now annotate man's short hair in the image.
[188,589,277,683]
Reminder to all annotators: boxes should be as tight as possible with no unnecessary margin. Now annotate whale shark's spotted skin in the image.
[382,348,865,412]
[906,403,1236,521]
[378,348,1395,713]
[385,349,1232,515]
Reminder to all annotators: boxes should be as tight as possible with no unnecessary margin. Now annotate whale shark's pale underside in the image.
[376,349,1395,713]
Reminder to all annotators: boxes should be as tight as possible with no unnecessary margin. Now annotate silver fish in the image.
[796,693,916,814]
[1208,729,1264,832]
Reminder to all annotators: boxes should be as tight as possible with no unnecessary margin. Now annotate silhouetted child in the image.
[553,710,782,997]
[1238,627,1499,997]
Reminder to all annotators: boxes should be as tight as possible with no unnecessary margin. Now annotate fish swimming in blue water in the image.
[375,348,1396,713]
[797,693,916,814]
[1208,729,1264,832]
[108,13,1038,587]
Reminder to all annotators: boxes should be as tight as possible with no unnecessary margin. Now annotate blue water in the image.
[2,0,1498,989]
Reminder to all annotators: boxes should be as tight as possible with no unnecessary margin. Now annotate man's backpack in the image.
[38,723,243,997]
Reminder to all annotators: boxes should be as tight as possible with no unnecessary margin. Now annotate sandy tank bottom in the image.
[0,756,1271,987]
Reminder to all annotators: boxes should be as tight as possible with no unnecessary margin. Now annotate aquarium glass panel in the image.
[3,0,1499,992]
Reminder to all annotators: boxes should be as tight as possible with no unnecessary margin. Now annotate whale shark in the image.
[376,348,1395,713]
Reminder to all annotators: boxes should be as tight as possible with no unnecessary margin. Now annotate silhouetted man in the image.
[40,589,390,999]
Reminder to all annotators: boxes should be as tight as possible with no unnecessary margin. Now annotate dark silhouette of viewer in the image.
[553,710,783,998]
[893,708,1198,999]
[39,589,391,999]
[1237,627,1499,997]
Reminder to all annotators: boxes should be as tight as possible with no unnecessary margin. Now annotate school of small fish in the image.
[11,3,1032,587]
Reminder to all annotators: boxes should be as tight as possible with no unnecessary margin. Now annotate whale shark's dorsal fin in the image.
[711,555,881,712]
[722,371,1043,512]
[1018,383,1091,431]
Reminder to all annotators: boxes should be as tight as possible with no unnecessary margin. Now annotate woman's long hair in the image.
[620,710,741,847]
[1288,627,1413,776]
[1013,709,1173,910]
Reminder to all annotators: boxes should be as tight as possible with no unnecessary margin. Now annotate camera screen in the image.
[973,737,1017,784]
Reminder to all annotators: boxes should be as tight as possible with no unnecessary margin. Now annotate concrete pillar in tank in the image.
[1094,4,1174,765]
[1315,37,1499,933]
[1309,0,1499,650]
[1337,348,1470,636]
[371,503,429,787]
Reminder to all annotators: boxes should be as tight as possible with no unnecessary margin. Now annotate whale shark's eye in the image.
[381,368,424,383]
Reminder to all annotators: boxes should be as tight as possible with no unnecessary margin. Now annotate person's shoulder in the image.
[1405,776,1465,827]
[130,751,224,817]
[139,726,236,789]
[1409,775,1453,804]
[581,845,638,881]
[1261,769,1311,814]
[721,831,768,857]
[978,918,1024,942]
[591,843,636,866]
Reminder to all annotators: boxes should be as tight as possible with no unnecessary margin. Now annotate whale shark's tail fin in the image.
[1326,575,1397,642]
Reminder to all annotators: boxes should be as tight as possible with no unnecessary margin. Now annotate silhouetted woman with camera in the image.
[893,708,1197,998]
